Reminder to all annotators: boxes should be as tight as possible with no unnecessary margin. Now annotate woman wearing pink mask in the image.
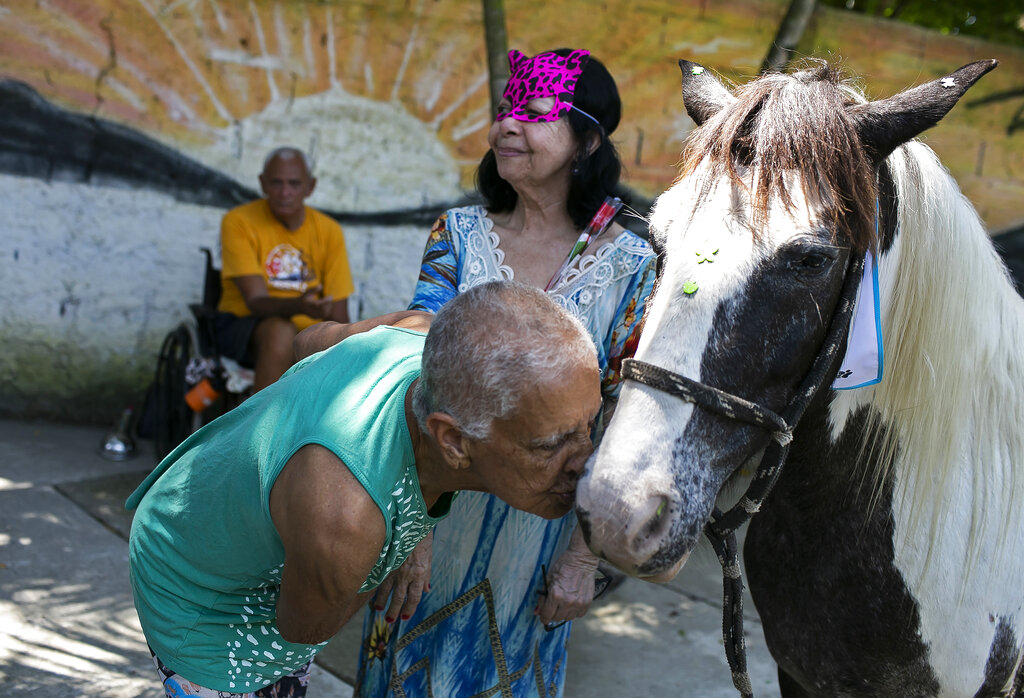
[356,48,656,697]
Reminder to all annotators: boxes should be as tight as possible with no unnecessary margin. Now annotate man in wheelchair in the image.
[216,146,353,391]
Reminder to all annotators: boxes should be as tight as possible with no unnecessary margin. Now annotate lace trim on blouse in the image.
[455,205,649,320]
[456,207,513,294]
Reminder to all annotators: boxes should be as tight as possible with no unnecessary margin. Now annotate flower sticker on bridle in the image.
[496,49,591,123]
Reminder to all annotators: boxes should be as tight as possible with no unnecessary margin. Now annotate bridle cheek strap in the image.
[619,251,866,698]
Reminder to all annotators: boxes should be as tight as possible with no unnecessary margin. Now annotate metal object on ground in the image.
[98,407,137,461]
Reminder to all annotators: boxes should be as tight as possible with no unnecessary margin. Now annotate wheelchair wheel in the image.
[153,322,202,460]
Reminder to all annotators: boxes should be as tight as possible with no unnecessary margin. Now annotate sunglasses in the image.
[537,563,615,632]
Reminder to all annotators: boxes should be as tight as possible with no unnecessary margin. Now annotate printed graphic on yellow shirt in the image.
[266,244,316,293]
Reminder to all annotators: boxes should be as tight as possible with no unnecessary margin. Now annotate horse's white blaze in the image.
[638,171,759,369]
[580,175,738,569]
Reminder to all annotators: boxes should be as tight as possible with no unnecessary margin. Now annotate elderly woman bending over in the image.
[356,48,657,698]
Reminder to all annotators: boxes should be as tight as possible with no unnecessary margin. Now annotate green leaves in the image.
[819,0,1023,45]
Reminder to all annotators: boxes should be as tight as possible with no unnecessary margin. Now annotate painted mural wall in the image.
[1,0,1022,422]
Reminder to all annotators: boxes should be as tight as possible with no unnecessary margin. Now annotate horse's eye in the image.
[784,244,838,276]
[801,253,830,269]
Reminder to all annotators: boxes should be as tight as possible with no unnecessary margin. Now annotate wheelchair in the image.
[139,247,253,460]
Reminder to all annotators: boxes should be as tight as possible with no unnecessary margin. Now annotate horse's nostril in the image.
[639,495,672,546]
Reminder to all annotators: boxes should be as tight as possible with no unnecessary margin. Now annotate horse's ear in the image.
[678,60,736,126]
[849,59,998,163]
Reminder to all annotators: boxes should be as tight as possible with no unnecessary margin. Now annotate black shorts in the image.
[213,312,261,367]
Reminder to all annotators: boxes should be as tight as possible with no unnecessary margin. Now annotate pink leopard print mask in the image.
[495,49,591,123]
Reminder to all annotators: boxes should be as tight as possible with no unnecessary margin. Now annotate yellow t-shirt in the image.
[218,199,354,330]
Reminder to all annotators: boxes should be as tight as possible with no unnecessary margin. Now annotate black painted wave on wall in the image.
[0,79,258,208]
[0,79,472,227]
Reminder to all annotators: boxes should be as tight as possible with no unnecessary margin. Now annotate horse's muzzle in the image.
[576,481,696,579]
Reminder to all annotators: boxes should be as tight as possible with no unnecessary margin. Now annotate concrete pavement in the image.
[0,418,781,697]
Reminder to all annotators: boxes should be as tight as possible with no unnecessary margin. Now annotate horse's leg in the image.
[778,667,812,698]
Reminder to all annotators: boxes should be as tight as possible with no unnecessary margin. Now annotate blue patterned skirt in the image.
[356,491,575,697]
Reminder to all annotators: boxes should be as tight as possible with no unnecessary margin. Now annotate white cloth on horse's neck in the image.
[833,249,884,390]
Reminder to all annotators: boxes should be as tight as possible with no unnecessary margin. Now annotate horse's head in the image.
[576,59,997,581]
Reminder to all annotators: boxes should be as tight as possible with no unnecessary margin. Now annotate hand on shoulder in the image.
[293,310,433,360]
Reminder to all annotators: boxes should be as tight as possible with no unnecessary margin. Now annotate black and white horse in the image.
[576,59,1024,696]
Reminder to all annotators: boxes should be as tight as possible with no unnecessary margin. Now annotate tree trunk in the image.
[481,0,510,118]
[761,0,818,74]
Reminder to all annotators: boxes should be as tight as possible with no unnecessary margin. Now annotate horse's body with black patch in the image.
[576,59,1024,696]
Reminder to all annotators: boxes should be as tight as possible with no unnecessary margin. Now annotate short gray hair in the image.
[262,147,314,177]
[412,281,597,439]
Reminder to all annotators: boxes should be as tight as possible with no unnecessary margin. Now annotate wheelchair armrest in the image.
[189,303,218,321]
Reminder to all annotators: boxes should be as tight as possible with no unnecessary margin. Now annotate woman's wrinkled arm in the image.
[368,530,434,623]
[293,311,432,360]
[535,526,601,626]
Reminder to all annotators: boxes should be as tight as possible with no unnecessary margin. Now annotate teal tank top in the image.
[126,325,452,691]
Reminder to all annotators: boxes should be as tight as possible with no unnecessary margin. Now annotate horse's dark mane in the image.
[681,61,877,253]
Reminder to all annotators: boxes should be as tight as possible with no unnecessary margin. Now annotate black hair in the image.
[476,48,626,230]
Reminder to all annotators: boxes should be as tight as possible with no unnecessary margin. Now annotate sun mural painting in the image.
[0,0,500,210]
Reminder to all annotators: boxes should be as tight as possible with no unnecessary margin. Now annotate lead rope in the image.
[621,251,866,697]
[1010,658,1024,698]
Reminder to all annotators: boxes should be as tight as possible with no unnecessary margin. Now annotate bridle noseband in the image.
[620,252,866,698]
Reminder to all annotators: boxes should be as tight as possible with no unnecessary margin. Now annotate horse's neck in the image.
[855,143,1020,524]
[809,140,1024,611]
